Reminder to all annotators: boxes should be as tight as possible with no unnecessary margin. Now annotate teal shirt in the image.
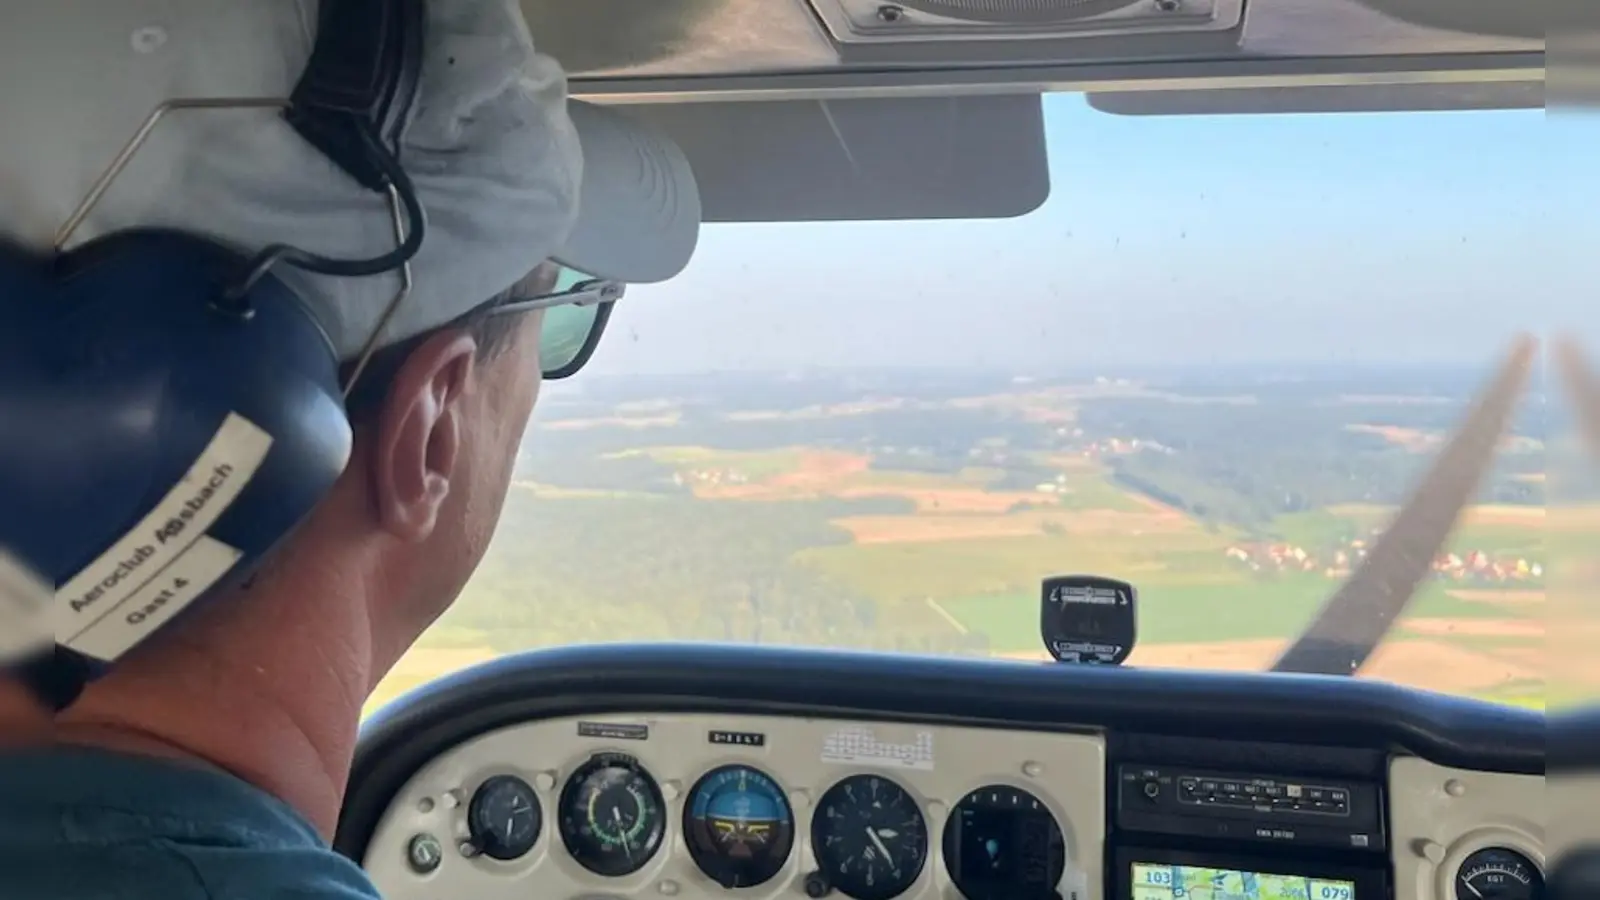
[0,748,380,899]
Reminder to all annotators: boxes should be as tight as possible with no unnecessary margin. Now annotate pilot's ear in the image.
[369,329,480,542]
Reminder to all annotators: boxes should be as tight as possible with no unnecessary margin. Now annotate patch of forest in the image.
[1075,395,1544,534]
[436,494,987,655]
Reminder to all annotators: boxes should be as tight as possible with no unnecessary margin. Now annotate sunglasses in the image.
[341,265,624,414]
[485,264,625,380]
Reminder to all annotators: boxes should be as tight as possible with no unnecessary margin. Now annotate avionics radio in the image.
[1112,765,1388,900]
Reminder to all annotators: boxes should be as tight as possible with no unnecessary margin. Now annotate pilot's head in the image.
[0,0,698,832]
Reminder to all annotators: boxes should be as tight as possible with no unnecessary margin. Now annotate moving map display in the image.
[1131,862,1355,900]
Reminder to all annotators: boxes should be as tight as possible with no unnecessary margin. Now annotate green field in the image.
[1474,681,1547,710]
[800,521,1236,599]
[840,467,1003,489]
[1051,475,1150,512]
[1279,505,1546,557]
[1271,507,1544,559]
[938,576,1520,652]
[612,446,808,480]
[1271,510,1365,548]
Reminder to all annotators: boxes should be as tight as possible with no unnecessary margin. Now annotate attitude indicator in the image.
[685,764,795,888]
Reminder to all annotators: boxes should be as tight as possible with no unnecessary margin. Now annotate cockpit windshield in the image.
[372,95,1553,715]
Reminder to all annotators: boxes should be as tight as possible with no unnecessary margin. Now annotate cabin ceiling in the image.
[515,0,1546,223]
[520,0,1542,103]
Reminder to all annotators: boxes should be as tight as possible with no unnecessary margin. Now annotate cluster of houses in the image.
[671,468,751,488]
[1047,425,1167,459]
[1224,539,1543,584]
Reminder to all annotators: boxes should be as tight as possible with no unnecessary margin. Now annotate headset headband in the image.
[288,0,426,193]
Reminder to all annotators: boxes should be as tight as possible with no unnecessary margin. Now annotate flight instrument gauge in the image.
[811,774,929,900]
[466,774,542,861]
[684,764,796,888]
[558,754,667,877]
[1455,848,1543,900]
[942,784,1066,900]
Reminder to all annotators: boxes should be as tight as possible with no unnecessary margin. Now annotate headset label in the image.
[55,413,273,655]
[64,535,243,661]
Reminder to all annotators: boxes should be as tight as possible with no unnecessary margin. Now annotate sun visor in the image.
[1088,81,1544,115]
[618,95,1049,222]
[1347,0,1543,40]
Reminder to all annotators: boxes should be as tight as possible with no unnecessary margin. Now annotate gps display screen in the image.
[1131,862,1356,900]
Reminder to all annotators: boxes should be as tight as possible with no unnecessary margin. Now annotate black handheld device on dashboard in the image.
[1039,574,1137,665]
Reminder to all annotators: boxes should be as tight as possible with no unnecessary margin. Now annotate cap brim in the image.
[553,101,701,285]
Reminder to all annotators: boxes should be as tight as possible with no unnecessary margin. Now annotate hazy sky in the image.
[583,94,1584,376]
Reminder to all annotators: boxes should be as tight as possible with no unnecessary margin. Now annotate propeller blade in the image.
[1554,337,1600,456]
[1548,336,1600,704]
[1270,334,1539,676]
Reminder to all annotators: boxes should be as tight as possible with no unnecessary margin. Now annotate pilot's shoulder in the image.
[0,747,381,900]
[174,839,381,900]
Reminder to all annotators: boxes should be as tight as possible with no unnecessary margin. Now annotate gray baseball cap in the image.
[0,0,702,360]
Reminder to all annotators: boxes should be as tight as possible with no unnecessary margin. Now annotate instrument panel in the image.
[363,713,1106,900]
[339,643,1548,900]
[1390,758,1545,900]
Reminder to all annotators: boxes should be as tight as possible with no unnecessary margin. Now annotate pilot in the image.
[0,1,699,898]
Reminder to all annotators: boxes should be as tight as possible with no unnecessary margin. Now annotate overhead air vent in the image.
[808,0,1242,43]
[898,0,1149,23]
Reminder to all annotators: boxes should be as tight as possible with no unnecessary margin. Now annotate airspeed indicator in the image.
[558,754,667,877]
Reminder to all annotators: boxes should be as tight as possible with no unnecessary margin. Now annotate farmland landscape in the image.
[368,364,1551,714]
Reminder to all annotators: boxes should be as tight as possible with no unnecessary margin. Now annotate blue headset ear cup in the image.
[0,229,353,668]
[0,0,423,710]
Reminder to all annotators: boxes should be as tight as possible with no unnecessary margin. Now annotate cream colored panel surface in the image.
[1550,771,1600,861]
[366,713,1107,900]
[1389,757,1544,900]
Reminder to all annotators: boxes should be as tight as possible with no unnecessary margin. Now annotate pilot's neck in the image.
[0,682,51,741]
[19,565,378,841]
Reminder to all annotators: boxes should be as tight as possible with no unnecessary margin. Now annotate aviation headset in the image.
[0,0,430,712]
